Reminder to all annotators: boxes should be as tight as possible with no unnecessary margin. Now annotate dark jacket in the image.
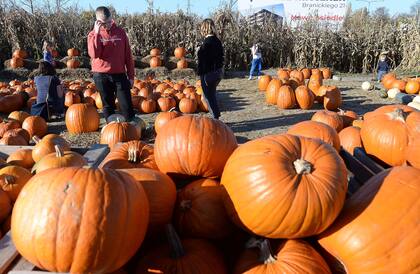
[34,75,64,114]
[377,60,389,72]
[197,35,224,76]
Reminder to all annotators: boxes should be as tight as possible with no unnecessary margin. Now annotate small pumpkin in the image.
[150,56,162,68]
[64,92,81,107]
[32,134,71,163]
[8,111,30,125]
[33,145,87,173]
[10,57,24,69]
[7,149,35,169]
[66,58,80,69]
[22,116,48,138]
[277,85,296,109]
[0,135,28,145]
[311,110,344,132]
[405,79,420,94]
[301,68,311,79]
[65,103,100,134]
[174,47,186,59]
[154,109,182,134]
[339,126,363,155]
[320,68,332,79]
[12,49,28,59]
[277,69,290,80]
[179,97,197,113]
[0,119,21,137]
[391,79,407,91]
[157,96,176,112]
[338,109,358,128]
[67,48,80,57]
[100,120,140,148]
[258,75,272,92]
[323,86,342,110]
[295,85,314,110]
[0,165,32,201]
[290,70,304,83]
[176,59,188,69]
[150,48,161,57]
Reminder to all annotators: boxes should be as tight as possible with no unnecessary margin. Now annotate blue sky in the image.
[75,0,417,16]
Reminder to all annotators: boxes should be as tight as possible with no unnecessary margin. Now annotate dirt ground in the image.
[2,69,398,147]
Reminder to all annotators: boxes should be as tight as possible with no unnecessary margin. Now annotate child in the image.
[377,51,390,82]
[249,43,262,80]
[42,41,55,66]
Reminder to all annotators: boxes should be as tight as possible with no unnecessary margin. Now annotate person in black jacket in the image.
[377,51,390,82]
[197,18,224,120]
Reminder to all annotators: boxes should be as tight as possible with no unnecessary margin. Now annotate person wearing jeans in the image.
[197,19,224,120]
[249,43,262,80]
[87,6,134,122]
[377,52,390,83]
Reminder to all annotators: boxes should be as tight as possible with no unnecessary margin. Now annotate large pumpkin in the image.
[295,85,314,110]
[307,75,323,96]
[118,168,176,232]
[234,239,331,274]
[339,126,362,155]
[323,86,342,110]
[258,75,272,92]
[12,167,149,273]
[0,165,32,201]
[277,85,296,109]
[99,140,157,170]
[100,120,140,148]
[221,134,347,238]
[312,110,343,132]
[65,103,99,134]
[154,115,237,178]
[406,136,420,169]
[361,108,420,166]
[32,134,71,163]
[33,145,87,173]
[318,166,420,274]
[288,121,340,151]
[22,116,48,138]
[265,79,281,105]
[7,149,35,169]
[174,178,234,239]
[154,110,182,135]
[135,225,227,274]
[405,79,420,94]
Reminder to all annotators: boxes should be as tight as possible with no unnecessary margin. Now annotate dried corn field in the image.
[0,2,419,73]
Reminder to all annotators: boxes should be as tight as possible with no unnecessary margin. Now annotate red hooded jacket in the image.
[87,22,134,80]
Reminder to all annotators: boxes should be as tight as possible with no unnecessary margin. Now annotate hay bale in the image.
[135,67,169,79]
[0,68,32,80]
[4,59,39,70]
[166,56,196,70]
[170,68,196,79]
[57,68,92,80]
[60,56,91,69]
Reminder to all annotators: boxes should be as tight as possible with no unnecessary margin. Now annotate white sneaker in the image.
[257,76,261,79]
[248,76,252,80]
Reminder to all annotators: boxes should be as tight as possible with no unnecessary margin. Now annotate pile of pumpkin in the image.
[149,47,189,69]
[0,79,36,113]
[382,73,420,108]
[0,112,48,145]
[66,48,81,69]
[258,67,341,111]
[8,49,29,69]
[3,105,417,273]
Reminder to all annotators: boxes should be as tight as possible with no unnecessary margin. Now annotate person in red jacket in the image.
[88,6,135,122]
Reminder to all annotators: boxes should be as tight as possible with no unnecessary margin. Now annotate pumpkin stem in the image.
[388,108,406,122]
[179,200,192,210]
[32,136,41,144]
[246,238,277,264]
[2,175,16,186]
[165,224,185,258]
[54,145,64,157]
[169,107,177,112]
[294,159,312,174]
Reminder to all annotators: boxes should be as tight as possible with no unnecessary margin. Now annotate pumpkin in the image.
[338,109,358,128]
[157,96,176,112]
[32,134,71,163]
[391,79,407,91]
[154,109,182,134]
[10,57,24,68]
[0,135,28,145]
[352,118,364,129]
[179,97,197,113]
[295,85,314,110]
[323,86,342,110]
[156,83,170,93]
[174,47,186,59]
[100,120,140,148]
[150,48,161,57]
[265,79,282,105]
[258,75,272,92]
[287,121,341,151]
[67,48,80,57]
[301,68,311,79]
[12,167,149,273]
[0,93,25,113]
[33,145,87,173]
[174,178,234,239]
[135,225,227,274]
[406,137,420,168]
[307,75,323,97]
[0,119,20,137]
[311,69,323,79]
[277,85,296,109]
[154,115,237,178]
[8,111,30,125]
[177,59,188,69]
[22,116,48,138]
[118,168,176,232]
[12,49,27,59]
[318,166,420,274]
[320,68,332,79]
[339,126,362,155]
[64,92,81,107]
[221,134,347,238]
[100,140,157,170]
[82,96,96,106]
[0,165,32,201]
[139,99,156,114]
[361,81,373,91]
[311,110,343,132]
[66,59,80,69]
[150,56,162,68]
[277,69,290,80]
[7,149,35,169]
[363,104,416,121]
[361,108,420,166]
[234,239,331,274]
[27,97,36,109]
[290,70,304,82]
[65,103,99,134]
[0,190,11,223]
[405,80,420,94]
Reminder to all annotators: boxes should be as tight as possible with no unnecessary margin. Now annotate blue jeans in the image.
[377,70,387,81]
[201,69,222,119]
[250,58,262,77]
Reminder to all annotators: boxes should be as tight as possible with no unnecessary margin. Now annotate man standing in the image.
[88,6,135,122]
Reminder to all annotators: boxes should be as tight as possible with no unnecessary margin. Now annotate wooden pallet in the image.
[0,144,109,274]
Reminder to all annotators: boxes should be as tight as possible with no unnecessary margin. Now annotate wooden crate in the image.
[0,144,109,274]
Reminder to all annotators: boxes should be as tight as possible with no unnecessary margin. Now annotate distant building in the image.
[248,9,283,26]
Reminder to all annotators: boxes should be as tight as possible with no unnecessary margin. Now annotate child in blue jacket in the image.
[377,52,389,82]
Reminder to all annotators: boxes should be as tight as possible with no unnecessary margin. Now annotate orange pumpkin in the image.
[12,167,149,273]
[3,129,29,143]
[295,85,314,110]
[119,168,176,232]
[176,59,188,69]
[265,79,282,105]
[0,135,27,145]
[67,48,80,57]
[406,136,420,169]
[0,165,32,201]
[22,116,48,138]
[33,145,87,173]
[277,85,296,109]
[66,59,80,69]
[8,111,30,125]
[391,79,407,92]
[154,115,237,178]
[322,86,342,110]
[174,47,186,59]
[234,239,331,274]
[382,74,397,90]
[10,57,24,68]
[311,110,344,132]
[65,103,99,134]
[157,96,176,112]
[0,119,20,137]
[339,126,363,155]
[32,134,71,162]
[100,120,140,148]
[318,166,420,274]
[179,97,197,113]
[150,48,161,57]
[290,70,304,82]
[0,190,11,223]
[6,149,35,169]
[277,69,290,80]
[150,56,162,68]
[307,75,323,98]
[405,79,420,94]
[154,110,182,134]
[288,120,341,151]
[174,178,234,239]
[64,92,81,107]
[338,109,358,128]
[301,68,311,79]
[12,49,27,59]
[320,68,332,79]
[352,118,364,129]
[258,75,272,92]
[221,134,347,238]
